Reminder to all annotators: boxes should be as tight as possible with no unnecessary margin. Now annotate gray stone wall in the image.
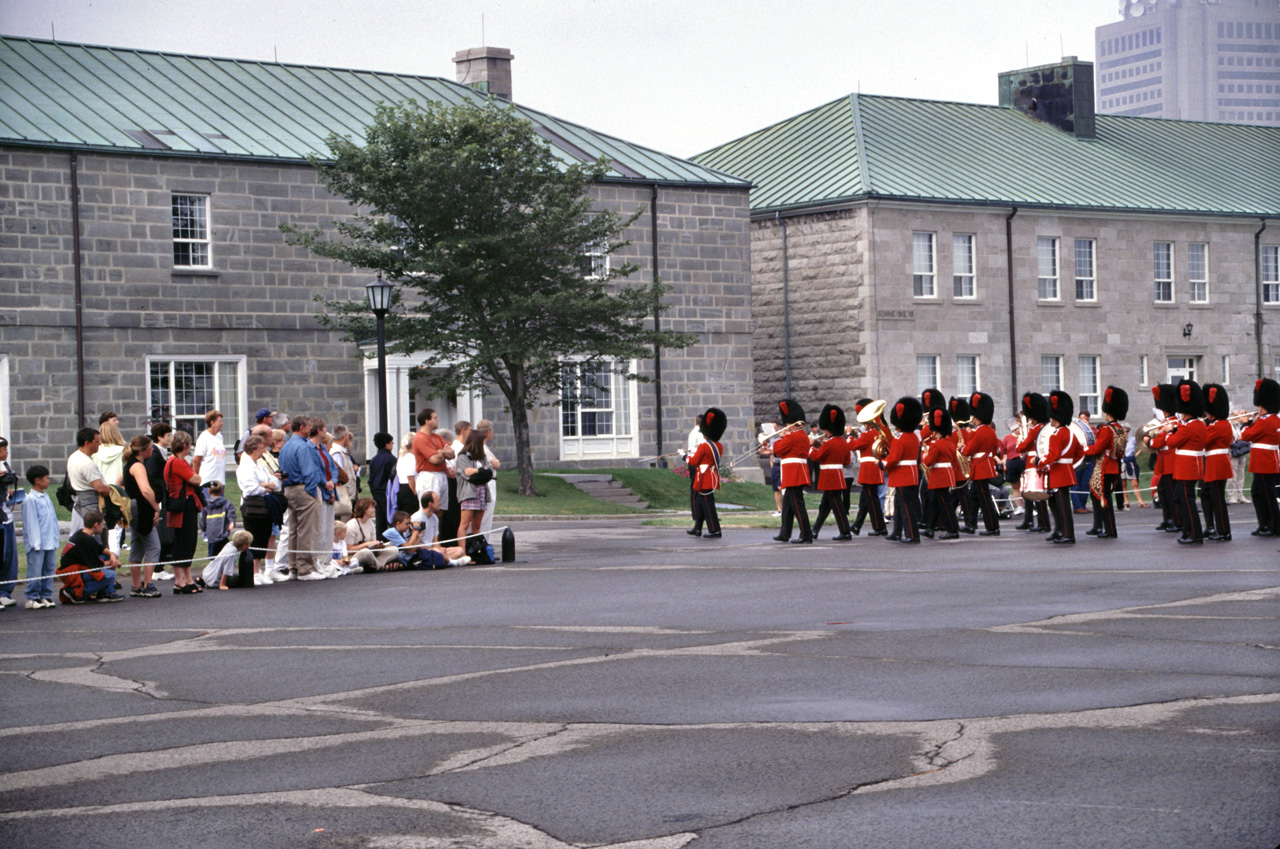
[0,147,755,479]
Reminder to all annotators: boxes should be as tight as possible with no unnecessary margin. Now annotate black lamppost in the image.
[366,273,393,435]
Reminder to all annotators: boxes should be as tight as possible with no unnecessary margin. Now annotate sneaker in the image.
[297,571,328,581]
[24,599,42,609]
[770,511,782,517]
[0,596,15,608]
[154,571,174,581]
[39,598,56,609]
[257,570,273,585]
[95,592,125,603]
[59,588,86,605]
[448,556,473,567]
[129,586,145,598]
[275,570,296,582]
[137,584,162,598]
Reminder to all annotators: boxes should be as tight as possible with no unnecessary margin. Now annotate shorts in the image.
[1121,457,1138,480]
[770,462,781,492]
[459,485,488,512]
[1004,456,1025,485]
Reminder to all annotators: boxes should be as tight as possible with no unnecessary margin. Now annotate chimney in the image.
[453,47,514,101]
[998,56,1095,140]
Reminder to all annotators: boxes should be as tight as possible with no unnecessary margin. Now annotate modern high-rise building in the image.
[1095,0,1280,125]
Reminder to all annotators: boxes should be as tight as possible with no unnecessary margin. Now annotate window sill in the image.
[172,268,220,278]
[1188,302,1214,309]
[912,297,942,304]
[1073,301,1102,308]
[1153,301,1178,308]
[1036,300,1065,307]
[952,298,982,305]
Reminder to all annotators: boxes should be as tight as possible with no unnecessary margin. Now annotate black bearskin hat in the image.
[1255,378,1280,414]
[854,397,873,415]
[948,396,972,425]
[1176,379,1205,418]
[889,396,923,433]
[920,387,945,412]
[1101,386,1129,422]
[1203,384,1230,421]
[1047,390,1073,424]
[778,398,806,425]
[819,404,846,435]
[928,407,953,438]
[700,407,727,443]
[1021,392,1049,425]
[1151,384,1177,415]
[969,392,995,425]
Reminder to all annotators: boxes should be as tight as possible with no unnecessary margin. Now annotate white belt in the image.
[819,464,843,470]
[1175,450,1204,458]
[1204,449,1229,457]
[1054,459,1073,465]
[859,456,879,464]
[698,464,713,473]
[972,452,989,459]
[1253,444,1280,452]
[931,463,952,469]
[780,458,807,465]
[894,460,918,467]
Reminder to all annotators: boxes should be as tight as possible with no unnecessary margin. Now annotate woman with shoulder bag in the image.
[455,429,494,549]
[237,434,277,584]
[164,430,206,594]
[122,435,161,598]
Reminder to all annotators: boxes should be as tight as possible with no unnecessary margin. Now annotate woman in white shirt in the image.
[395,433,419,515]
[237,434,277,584]
[345,498,400,571]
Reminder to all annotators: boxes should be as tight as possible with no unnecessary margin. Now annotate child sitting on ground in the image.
[57,510,124,604]
[198,481,236,558]
[201,529,253,590]
[330,520,360,577]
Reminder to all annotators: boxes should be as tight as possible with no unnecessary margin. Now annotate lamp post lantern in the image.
[366,273,393,435]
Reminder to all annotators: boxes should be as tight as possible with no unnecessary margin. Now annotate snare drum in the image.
[1021,466,1050,501]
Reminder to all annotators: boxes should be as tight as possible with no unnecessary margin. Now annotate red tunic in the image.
[1016,423,1043,459]
[1202,420,1234,483]
[1082,423,1119,476]
[961,424,1000,481]
[924,437,958,489]
[686,441,723,492]
[884,431,920,488]
[1150,431,1171,476]
[772,429,813,488]
[948,432,968,482]
[1164,419,1207,481]
[1038,425,1078,489]
[809,438,852,491]
[846,430,884,486]
[1242,414,1280,475]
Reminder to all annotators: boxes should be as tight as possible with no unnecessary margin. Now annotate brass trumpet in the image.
[856,399,894,460]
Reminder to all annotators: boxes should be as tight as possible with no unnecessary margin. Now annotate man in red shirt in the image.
[1243,378,1280,536]
[1164,379,1207,544]
[923,408,960,540]
[686,407,726,539]
[1201,384,1235,541]
[411,408,454,510]
[772,399,813,544]
[963,392,1002,536]
[1038,391,1082,544]
[885,397,923,544]
[811,405,853,540]
[1016,392,1052,534]
[847,398,887,536]
[1149,384,1180,533]
[1082,386,1128,539]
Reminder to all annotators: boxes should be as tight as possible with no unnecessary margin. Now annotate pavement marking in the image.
[989,585,1280,635]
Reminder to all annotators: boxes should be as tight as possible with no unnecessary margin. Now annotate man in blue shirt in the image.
[278,416,330,580]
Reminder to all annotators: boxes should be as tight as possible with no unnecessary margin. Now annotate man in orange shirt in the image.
[411,408,455,510]
[885,397,924,544]
[772,399,813,544]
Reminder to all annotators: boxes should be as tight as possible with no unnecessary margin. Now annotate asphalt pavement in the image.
[1,504,1277,849]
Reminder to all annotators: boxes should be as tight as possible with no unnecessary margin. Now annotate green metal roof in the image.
[0,36,748,188]
[693,92,1280,218]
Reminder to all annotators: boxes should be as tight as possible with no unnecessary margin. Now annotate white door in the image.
[1167,356,1197,384]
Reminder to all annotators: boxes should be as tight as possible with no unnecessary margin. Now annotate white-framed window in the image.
[1167,356,1197,384]
[956,355,979,397]
[1264,245,1279,304]
[1222,355,1230,385]
[579,239,609,281]
[172,194,211,268]
[916,355,940,394]
[1041,355,1063,393]
[1037,237,1059,301]
[1189,242,1208,303]
[1154,241,1174,303]
[913,232,936,298]
[953,234,975,298]
[1074,238,1096,301]
[1139,355,1148,387]
[1078,355,1100,415]
[147,358,245,438]
[559,358,638,460]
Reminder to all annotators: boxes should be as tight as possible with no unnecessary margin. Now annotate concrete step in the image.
[547,474,649,509]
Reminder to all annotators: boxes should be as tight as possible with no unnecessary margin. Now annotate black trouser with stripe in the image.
[779,485,812,541]
[1157,474,1179,528]
[929,487,958,535]
[955,483,976,530]
[1201,479,1229,538]
[893,485,921,542]
[1090,473,1119,537]
[1251,472,1279,534]
[692,489,720,535]
[814,490,851,537]
[853,483,886,533]
[919,478,934,533]
[842,477,854,516]
[1172,478,1203,541]
[969,477,1000,532]
[1048,486,1075,541]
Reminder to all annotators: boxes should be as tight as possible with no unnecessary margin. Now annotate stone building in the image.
[1096,0,1280,126]
[0,38,753,474]
[693,57,1280,426]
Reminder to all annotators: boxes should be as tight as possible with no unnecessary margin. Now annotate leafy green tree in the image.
[284,99,692,496]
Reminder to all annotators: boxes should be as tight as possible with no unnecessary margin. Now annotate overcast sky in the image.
[2,0,1123,157]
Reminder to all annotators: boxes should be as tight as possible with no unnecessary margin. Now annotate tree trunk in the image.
[509,366,538,497]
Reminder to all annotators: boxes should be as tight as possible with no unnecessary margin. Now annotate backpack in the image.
[56,475,75,510]
[465,534,494,565]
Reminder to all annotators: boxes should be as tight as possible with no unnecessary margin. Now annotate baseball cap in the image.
[255,408,273,422]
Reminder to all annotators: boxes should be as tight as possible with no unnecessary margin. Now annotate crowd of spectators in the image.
[0,406,502,608]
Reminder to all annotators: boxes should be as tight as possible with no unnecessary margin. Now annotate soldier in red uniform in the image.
[811,405,853,540]
[918,389,946,534]
[1015,392,1052,534]
[1038,390,1081,544]
[923,408,960,540]
[686,407,726,539]
[1201,384,1234,541]
[1149,384,1180,533]
[1164,379,1207,544]
[963,392,1002,536]
[1082,386,1128,539]
[772,399,814,544]
[847,398,887,536]
[885,397,924,544]
[1242,378,1280,536]
[948,397,977,535]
